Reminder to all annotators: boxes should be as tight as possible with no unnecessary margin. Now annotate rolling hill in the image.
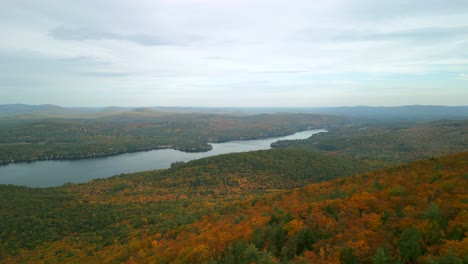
[0,150,466,263]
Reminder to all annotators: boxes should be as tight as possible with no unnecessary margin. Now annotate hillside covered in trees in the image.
[1,150,467,263]
[1,107,468,263]
[0,111,350,165]
[272,120,468,164]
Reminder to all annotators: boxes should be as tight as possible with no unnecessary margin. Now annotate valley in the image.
[0,110,348,166]
[0,105,467,263]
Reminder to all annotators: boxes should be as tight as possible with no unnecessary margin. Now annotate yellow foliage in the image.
[151,240,158,248]
[444,237,468,257]
[184,244,211,263]
[365,213,383,231]
[286,219,304,236]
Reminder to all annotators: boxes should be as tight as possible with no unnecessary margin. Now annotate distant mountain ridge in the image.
[1,104,468,120]
[311,105,468,120]
[0,104,65,114]
[0,104,102,117]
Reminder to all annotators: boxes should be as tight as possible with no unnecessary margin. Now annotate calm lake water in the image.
[0,129,326,187]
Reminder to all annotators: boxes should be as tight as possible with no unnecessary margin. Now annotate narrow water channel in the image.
[0,129,326,187]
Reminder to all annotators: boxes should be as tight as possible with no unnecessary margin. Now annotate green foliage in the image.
[219,240,275,264]
[0,184,219,259]
[263,223,288,256]
[340,247,359,264]
[427,249,464,264]
[0,112,347,165]
[425,222,443,246]
[422,203,441,223]
[398,226,424,263]
[371,245,392,264]
[389,186,406,196]
[160,148,380,190]
[0,145,467,263]
[294,227,316,255]
[272,120,468,164]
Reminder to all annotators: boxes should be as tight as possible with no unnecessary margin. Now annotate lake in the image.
[0,129,326,187]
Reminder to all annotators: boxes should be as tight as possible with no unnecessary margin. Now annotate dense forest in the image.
[1,108,467,263]
[148,152,468,264]
[272,120,468,164]
[0,149,375,261]
[0,111,350,165]
[0,149,467,263]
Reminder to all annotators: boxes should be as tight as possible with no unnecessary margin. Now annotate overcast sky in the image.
[1,0,467,107]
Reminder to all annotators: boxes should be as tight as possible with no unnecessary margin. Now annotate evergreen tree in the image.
[398,226,423,263]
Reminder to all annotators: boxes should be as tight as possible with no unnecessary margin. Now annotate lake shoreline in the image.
[0,129,326,187]
[0,128,325,167]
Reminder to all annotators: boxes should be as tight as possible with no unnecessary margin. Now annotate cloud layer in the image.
[1,0,467,107]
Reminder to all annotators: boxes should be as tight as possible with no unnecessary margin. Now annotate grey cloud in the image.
[343,0,468,20]
[128,35,170,46]
[0,51,76,73]
[81,72,134,78]
[0,52,124,80]
[255,70,308,74]
[335,26,468,42]
[50,26,172,46]
[2,0,468,107]
[50,27,113,41]
[59,56,110,66]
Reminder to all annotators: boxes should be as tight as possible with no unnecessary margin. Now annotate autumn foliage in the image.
[0,151,467,263]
